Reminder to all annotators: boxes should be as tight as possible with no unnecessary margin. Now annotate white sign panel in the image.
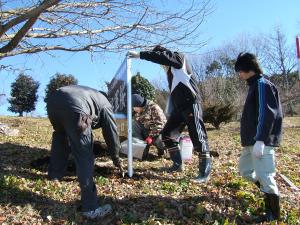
[107,57,133,177]
[107,58,128,116]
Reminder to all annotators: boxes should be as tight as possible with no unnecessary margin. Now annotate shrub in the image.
[203,103,236,129]
[132,72,155,101]
[44,73,78,103]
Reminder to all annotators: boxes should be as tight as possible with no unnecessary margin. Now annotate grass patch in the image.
[0,116,299,224]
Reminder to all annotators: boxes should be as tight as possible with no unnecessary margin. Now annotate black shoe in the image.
[193,152,211,183]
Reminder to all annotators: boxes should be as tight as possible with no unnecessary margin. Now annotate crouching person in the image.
[132,94,166,158]
[235,53,282,222]
[46,85,123,219]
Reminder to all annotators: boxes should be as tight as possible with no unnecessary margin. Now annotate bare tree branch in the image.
[261,26,297,89]
[0,0,62,38]
[0,0,213,59]
[0,14,40,53]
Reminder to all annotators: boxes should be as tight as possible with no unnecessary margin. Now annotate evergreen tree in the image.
[132,72,155,101]
[44,73,78,103]
[8,74,39,117]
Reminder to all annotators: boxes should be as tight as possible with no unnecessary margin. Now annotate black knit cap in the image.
[132,94,146,107]
[235,52,263,74]
[153,45,169,52]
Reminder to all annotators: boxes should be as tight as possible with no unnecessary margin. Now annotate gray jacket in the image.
[47,85,121,164]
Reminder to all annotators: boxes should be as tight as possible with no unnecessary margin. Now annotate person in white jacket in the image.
[128,45,212,183]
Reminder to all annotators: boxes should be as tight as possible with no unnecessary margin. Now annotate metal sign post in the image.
[107,56,133,177]
[126,56,133,177]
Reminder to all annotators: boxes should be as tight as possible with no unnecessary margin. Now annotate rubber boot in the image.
[255,181,260,189]
[193,152,211,183]
[142,145,151,160]
[157,147,165,157]
[167,148,183,172]
[254,193,280,222]
[268,193,280,220]
[153,135,165,157]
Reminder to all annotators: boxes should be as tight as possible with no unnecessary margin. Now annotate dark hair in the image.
[152,45,169,52]
[234,52,263,74]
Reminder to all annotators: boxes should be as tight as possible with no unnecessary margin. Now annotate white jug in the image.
[179,136,193,161]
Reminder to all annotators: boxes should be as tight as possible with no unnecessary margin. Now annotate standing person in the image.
[132,93,166,158]
[235,52,282,222]
[46,85,123,219]
[128,46,212,183]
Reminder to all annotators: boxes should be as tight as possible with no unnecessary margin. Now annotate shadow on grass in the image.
[0,184,77,223]
[0,142,252,224]
[0,142,51,180]
[0,142,116,178]
[0,142,202,185]
[0,185,250,225]
[0,141,170,178]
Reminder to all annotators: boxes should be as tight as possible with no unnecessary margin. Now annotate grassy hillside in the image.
[0,116,299,224]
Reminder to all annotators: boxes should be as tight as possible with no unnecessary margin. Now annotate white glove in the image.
[127,51,140,58]
[253,141,265,158]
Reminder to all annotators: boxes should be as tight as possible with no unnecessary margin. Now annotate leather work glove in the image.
[145,136,153,145]
[253,141,265,158]
[127,51,140,58]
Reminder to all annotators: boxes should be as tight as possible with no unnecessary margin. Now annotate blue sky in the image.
[0,0,299,116]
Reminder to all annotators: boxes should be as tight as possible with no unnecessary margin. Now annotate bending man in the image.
[47,85,123,219]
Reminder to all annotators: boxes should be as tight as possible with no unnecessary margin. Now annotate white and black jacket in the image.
[140,49,201,111]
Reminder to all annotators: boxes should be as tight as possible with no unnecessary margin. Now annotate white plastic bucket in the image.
[179,136,193,161]
[120,137,147,160]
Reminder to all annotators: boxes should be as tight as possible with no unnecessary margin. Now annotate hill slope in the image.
[0,116,299,224]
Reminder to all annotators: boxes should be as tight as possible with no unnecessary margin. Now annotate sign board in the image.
[107,56,133,177]
[107,58,128,137]
[107,58,127,115]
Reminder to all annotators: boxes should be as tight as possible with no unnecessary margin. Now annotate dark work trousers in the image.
[161,103,210,158]
[47,109,98,212]
[132,120,148,140]
[132,120,164,153]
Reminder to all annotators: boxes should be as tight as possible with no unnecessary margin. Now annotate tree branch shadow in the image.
[0,142,254,224]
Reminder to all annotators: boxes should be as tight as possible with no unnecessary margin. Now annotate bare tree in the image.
[261,26,297,90]
[260,26,298,114]
[189,33,267,81]
[0,0,213,59]
[189,36,265,114]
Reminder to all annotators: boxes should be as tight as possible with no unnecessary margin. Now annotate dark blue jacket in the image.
[241,74,283,147]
